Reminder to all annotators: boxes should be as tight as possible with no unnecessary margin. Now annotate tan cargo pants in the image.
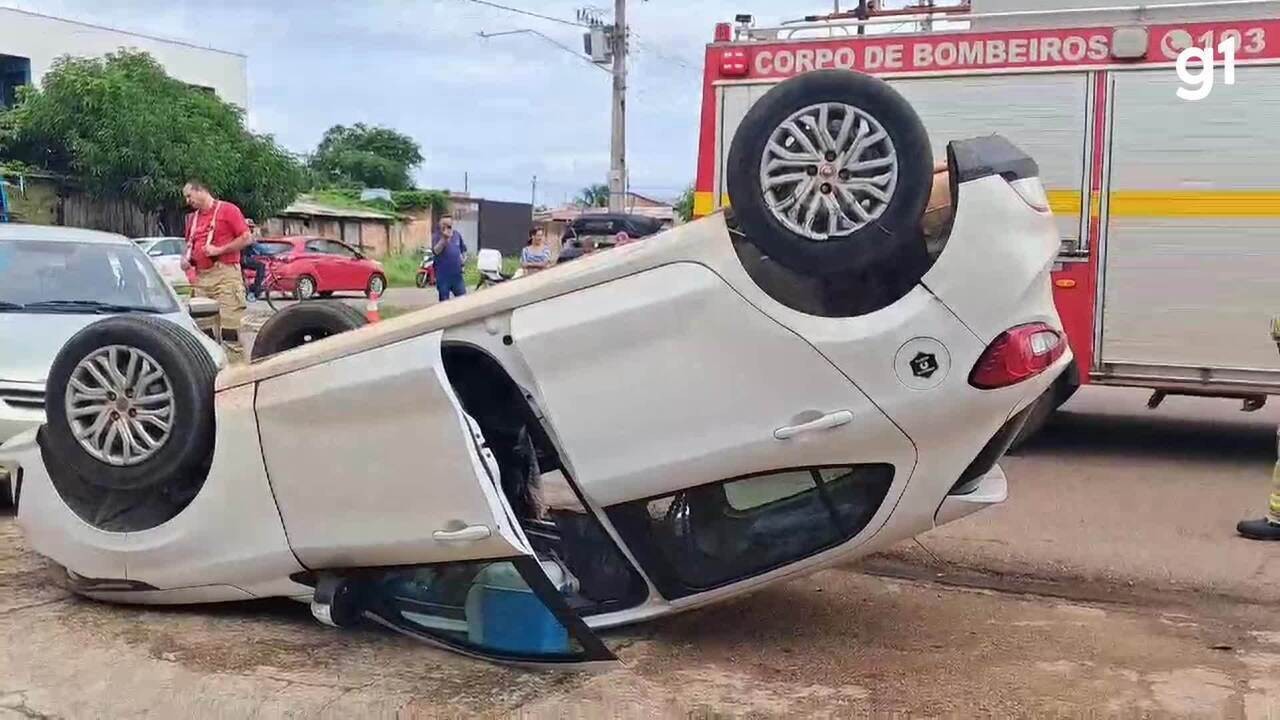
[192,262,245,334]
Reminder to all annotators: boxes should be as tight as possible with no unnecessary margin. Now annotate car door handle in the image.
[774,411,854,440]
[432,525,492,542]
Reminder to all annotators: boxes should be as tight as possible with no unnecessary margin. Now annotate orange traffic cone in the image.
[365,291,381,323]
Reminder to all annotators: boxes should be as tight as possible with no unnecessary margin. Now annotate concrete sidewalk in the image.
[874,386,1280,605]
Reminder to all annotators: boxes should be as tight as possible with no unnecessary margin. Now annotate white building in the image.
[0,7,246,110]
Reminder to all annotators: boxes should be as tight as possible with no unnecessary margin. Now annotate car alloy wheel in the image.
[760,102,899,241]
[725,70,932,278]
[64,345,175,467]
[296,276,317,300]
[369,274,386,297]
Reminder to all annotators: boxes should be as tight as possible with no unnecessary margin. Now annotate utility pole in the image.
[921,0,936,32]
[608,0,627,213]
[531,174,538,209]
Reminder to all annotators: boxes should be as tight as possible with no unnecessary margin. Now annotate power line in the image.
[477,28,611,74]
[630,33,701,72]
[462,0,589,28]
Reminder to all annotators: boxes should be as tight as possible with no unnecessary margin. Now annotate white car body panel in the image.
[922,175,1063,344]
[256,331,528,570]
[511,262,916,508]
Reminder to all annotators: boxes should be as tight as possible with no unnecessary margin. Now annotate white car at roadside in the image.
[132,236,191,291]
[0,225,225,504]
[1,72,1069,666]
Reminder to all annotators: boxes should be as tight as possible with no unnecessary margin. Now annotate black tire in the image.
[1007,361,1081,453]
[366,273,387,298]
[415,272,429,289]
[250,300,368,361]
[318,291,335,298]
[726,70,933,277]
[43,316,218,491]
[294,275,318,301]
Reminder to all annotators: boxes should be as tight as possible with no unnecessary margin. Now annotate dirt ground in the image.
[2,513,1277,718]
[3,386,1280,718]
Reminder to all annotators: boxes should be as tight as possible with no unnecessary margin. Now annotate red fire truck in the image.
[696,1,1280,437]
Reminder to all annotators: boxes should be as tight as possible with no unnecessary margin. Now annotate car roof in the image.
[0,223,134,246]
[567,214,664,236]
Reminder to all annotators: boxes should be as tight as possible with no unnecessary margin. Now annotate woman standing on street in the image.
[521,226,553,273]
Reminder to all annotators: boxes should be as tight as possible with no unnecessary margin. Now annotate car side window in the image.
[305,239,327,254]
[606,465,895,599]
[331,242,358,259]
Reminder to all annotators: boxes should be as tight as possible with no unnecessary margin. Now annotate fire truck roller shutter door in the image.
[725,70,933,278]
[887,73,1090,254]
[1101,65,1280,379]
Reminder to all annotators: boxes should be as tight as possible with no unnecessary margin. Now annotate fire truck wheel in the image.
[726,70,933,277]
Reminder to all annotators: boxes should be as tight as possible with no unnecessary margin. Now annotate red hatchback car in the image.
[247,237,386,301]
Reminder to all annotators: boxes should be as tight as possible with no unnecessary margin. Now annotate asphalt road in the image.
[2,385,1278,717]
[880,385,1280,605]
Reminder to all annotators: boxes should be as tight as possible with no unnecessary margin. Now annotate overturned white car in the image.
[1,71,1069,666]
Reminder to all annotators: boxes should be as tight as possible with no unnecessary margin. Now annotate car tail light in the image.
[273,254,293,263]
[969,323,1065,389]
[1009,177,1050,212]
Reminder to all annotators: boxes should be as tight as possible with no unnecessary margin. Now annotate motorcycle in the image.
[474,248,523,290]
[414,248,436,288]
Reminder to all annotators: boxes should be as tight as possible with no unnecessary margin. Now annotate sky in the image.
[0,0,867,205]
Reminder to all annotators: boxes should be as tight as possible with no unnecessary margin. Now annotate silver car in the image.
[0,225,225,499]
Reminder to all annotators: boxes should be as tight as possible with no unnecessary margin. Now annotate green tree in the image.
[0,50,305,221]
[675,183,695,222]
[309,123,423,190]
[576,183,610,208]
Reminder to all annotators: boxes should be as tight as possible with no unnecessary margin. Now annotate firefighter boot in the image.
[1237,518,1280,541]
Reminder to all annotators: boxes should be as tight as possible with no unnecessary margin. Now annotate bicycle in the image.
[244,260,293,312]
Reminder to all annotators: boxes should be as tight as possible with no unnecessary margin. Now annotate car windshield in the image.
[0,238,179,314]
[258,241,294,256]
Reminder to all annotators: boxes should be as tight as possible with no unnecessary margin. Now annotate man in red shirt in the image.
[181,180,253,343]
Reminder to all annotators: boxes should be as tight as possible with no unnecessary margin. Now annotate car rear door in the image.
[254,330,613,665]
[510,262,917,608]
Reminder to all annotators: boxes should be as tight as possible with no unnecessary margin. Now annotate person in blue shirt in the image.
[432,215,468,301]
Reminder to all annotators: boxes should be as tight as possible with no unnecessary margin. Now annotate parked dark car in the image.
[557,214,665,263]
